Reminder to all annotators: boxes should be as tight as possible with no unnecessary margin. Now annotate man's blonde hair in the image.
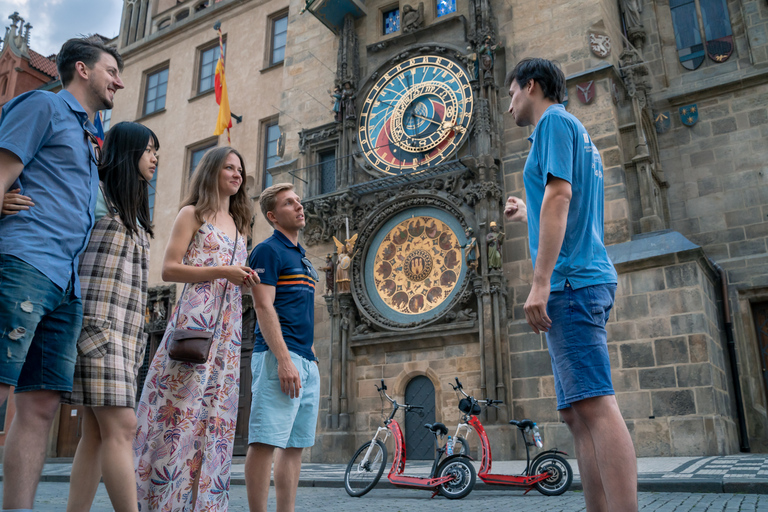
[259,183,295,227]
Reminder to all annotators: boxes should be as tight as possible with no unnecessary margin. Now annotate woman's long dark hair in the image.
[99,121,159,238]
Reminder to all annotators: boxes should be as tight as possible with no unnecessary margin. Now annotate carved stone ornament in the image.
[576,81,595,104]
[401,2,424,34]
[298,123,340,154]
[589,32,611,58]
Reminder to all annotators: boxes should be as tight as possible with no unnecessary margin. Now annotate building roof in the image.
[28,49,58,79]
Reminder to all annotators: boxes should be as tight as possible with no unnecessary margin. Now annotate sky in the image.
[0,0,123,56]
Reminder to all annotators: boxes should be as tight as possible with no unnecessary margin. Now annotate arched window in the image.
[670,0,733,70]
[0,76,8,96]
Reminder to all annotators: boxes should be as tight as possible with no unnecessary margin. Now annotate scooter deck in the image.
[478,471,550,487]
[388,474,454,489]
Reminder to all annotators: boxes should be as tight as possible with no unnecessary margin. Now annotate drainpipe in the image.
[711,259,750,452]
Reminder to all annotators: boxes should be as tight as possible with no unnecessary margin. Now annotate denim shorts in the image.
[248,349,320,448]
[545,282,617,410]
[0,254,82,393]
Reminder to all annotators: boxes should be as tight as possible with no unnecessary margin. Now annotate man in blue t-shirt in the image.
[0,37,123,511]
[245,183,320,512]
[504,58,637,511]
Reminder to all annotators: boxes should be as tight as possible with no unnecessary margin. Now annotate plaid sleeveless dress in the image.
[62,215,150,407]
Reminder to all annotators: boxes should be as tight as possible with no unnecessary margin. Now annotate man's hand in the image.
[277,357,302,399]
[524,281,552,334]
[1,189,34,216]
[504,196,527,223]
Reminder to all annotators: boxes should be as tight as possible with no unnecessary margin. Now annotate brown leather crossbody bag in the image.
[167,232,238,364]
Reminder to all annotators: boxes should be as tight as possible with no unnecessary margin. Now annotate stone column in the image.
[324,295,339,429]
[338,293,354,430]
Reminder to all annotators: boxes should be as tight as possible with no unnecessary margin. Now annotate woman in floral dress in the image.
[134,147,258,511]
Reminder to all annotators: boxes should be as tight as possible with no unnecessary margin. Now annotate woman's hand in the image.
[219,265,260,287]
[2,189,34,216]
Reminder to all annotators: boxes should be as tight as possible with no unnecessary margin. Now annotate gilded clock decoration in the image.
[372,215,463,315]
[359,55,474,175]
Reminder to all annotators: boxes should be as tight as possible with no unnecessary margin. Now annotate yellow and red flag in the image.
[214,25,232,141]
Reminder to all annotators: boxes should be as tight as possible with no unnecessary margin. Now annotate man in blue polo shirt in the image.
[0,37,123,511]
[245,183,320,512]
[504,58,637,511]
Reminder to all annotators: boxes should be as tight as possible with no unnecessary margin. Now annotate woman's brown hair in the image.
[181,146,252,235]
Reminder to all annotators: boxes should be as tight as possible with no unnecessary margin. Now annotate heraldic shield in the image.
[655,111,671,134]
[679,104,698,127]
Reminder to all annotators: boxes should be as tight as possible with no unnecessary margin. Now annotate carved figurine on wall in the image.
[486,221,505,270]
[478,35,502,80]
[330,86,343,123]
[401,2,424,34]
[342,81,356,120]
[318,253,335,296]
[462,227,478,274]
[333,233,358,293]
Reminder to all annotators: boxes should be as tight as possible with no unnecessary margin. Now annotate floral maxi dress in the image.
[135,223,246,512]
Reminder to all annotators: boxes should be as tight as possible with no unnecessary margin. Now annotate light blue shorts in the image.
[545,282,617,410]
[248,349,320,448]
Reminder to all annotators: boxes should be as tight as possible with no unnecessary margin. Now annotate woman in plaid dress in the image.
[62,122,159,512]
[134,147,257,511]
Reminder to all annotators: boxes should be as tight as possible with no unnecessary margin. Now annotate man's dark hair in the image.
[56,37,124,87]
[504,58,566,104]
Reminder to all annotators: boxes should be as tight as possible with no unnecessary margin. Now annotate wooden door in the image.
[56,404,84,457]
[752,301,768,404]
[233,300,256,455]
[404,376,436,460]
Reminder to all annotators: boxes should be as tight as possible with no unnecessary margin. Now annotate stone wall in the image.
[508,235,740,457]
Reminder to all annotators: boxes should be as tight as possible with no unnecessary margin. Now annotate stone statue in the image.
[401,2,424,34]
[486,221,505,270]
[318,253,335,296]
[478,35,501,79]
[342,81,356,120]
[330,86,342,123]
[333,233,358,293]
[620,0,643,30]
[462,227,478,274]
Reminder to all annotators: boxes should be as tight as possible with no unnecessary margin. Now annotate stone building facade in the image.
[108,0,768,463]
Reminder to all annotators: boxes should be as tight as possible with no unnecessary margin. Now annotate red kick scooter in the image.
[344,380,476,499]
[449,377,573,495]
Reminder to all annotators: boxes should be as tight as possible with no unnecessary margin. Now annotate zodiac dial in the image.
[359,55,474,175]
[365,208,468,326]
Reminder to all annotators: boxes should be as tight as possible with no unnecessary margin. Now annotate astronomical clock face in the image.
[358,55,474,175]
[364,207,468,325]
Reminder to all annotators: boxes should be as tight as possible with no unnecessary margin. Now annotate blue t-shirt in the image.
[248,229,317,361]
[523,104,617,291]
[0,90,99,297]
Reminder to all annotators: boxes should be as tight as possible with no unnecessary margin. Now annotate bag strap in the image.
[173,229,239,333]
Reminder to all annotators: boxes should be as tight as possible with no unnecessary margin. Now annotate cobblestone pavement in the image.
[11,482,768,511]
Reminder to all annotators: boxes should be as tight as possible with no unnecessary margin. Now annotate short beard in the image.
[89,80,113,111]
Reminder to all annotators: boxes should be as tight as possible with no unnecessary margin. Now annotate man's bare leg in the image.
[559,407,608,512]
[245,443,275,512]
[66,408,103,512]
[571,395,638,512]
[2,390,61,510]
[273,447,302,512]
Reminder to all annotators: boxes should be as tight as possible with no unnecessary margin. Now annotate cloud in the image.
[0,0,122,56]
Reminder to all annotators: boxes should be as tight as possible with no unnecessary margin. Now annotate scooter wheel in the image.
[436,456,476,499]
[531,453,573,496]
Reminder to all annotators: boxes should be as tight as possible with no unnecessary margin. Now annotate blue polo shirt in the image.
[523,104,617,291]
[0,90,99,297]
[248,229,317,361]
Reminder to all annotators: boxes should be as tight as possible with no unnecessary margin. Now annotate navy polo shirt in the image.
[248,229,317,361]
